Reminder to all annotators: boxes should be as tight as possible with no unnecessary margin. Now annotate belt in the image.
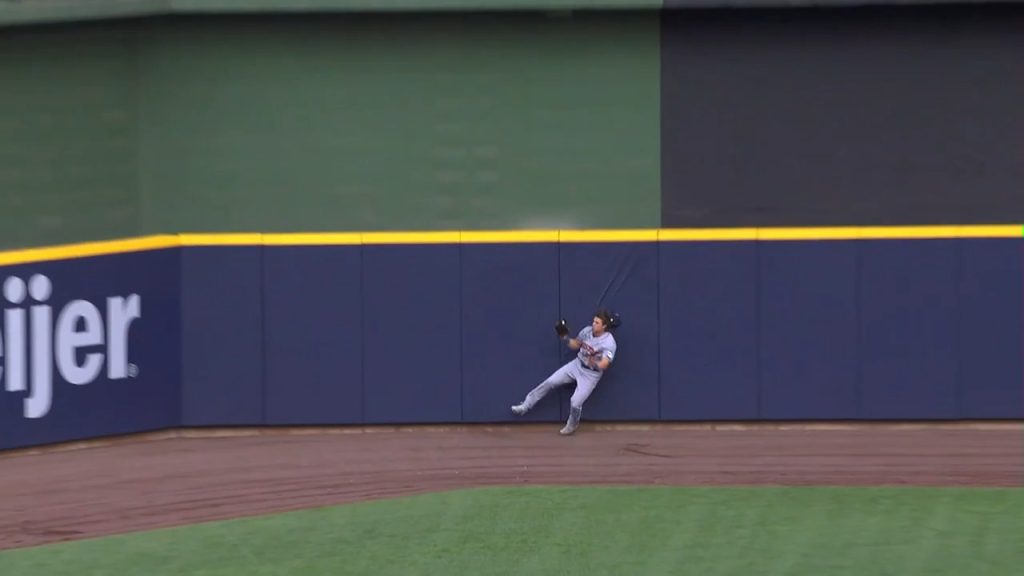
[579,359,600,372]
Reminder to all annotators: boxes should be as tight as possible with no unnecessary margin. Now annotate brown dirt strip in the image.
[0,422,1020,551]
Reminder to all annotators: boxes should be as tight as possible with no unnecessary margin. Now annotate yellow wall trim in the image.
[461,230,560,243]
[179,233,264,246]
[0,225,1020,266]
[263,233,363,246]
[0,235,179,267]
[659,228,759,241]
[560,229,660,243]
[359,231,462,244]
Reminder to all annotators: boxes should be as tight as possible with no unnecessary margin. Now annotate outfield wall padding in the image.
[757,241,860,420]
[1,237,1020,451]
[361,245,463,424]
[956,239,1024,419]
[460,243,562,423]
[657,242,760,420]
[0,250,180,449]
[858,240,960,419]
[262,246,364,425]
[180,247,265,426]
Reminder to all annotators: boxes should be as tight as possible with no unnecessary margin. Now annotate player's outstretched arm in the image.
[568,326,591,351]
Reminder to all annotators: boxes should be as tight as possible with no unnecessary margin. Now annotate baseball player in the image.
[511,309,619,435]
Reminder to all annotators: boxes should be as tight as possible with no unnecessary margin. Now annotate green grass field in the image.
[1,486,1020,575]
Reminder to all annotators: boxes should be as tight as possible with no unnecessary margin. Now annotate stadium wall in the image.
[0,229,1020,451]
[1,4,1022,451]
[660,5,1024,228]
[0,12,660,251]
[7,5,1021,251]
[0,244,181,450]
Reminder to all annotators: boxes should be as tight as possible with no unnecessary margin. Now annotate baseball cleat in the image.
[511,404,527,415]
[560,405,582,435]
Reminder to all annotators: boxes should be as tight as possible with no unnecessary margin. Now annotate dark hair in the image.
[595,308,620,330]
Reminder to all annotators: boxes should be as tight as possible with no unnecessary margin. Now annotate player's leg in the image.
[512,360,576,415]
[560,370,601,435]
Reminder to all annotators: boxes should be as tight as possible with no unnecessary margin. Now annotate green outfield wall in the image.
[0,25,141,249]
[0,12,660,249]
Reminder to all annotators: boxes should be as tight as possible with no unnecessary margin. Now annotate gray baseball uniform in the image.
[513,325,617,433]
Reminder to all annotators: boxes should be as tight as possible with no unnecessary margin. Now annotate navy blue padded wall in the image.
[557,242,660,421]
[361,244,461,423]
[0,249,181,451]
[957,238,1023,418]
[180,246,264,426]
[262,246,363,425]
[758,241,859,419]
[859,239,959,419]
[461,243,561,423]
[659,242,758,420]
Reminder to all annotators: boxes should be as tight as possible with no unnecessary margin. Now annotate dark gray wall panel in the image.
[661,5,1024,227]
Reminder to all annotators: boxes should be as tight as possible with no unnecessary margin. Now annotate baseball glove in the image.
[554,319,570,339]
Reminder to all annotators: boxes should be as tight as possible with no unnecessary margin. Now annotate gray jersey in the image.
[575,326,617,368]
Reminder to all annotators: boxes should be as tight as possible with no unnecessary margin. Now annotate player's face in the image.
[591,316,606,335]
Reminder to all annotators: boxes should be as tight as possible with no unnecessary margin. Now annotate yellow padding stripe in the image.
[263,233,362,245]
[758,227,861,240]
[855,226,961,239]
[560,229,659,242]
[461,230,560,243]
[359,231,462,244]
[950,225,1021,238]
[179,233,263,245]
[659,228,758,241]
[0,225,1020,266]
[0,235,179,266]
